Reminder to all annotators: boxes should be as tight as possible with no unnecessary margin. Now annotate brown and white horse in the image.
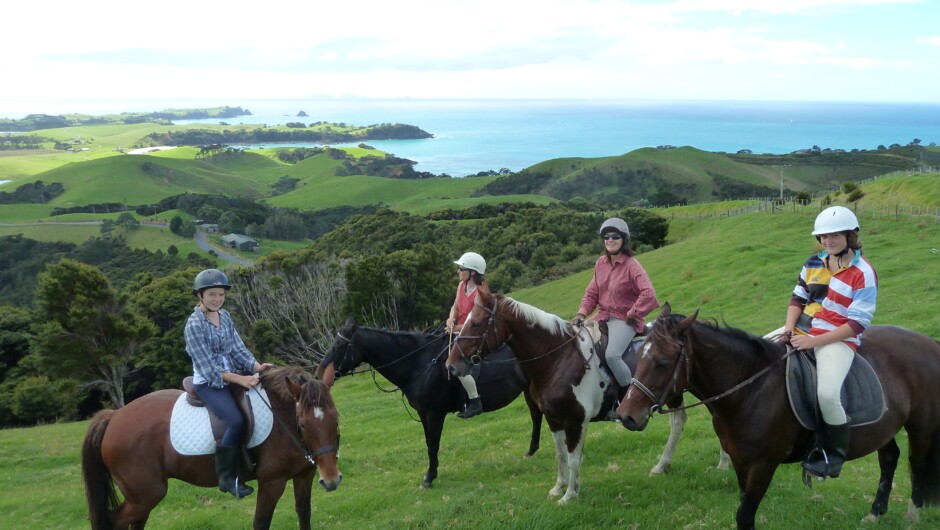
[445,286,690,504]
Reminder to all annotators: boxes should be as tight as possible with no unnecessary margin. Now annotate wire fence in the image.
[665,168,940,224]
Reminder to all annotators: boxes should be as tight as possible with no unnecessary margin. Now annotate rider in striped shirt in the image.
[787,206,877,481]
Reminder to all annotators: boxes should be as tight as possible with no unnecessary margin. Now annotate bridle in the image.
[251,385,339,467]
[630,326,794,415]
[450,298,499,366]
[629,337,691,414]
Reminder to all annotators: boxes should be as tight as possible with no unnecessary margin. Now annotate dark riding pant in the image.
[194,383,245,446]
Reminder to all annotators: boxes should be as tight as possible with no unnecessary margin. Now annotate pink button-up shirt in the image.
[578,253,660,333]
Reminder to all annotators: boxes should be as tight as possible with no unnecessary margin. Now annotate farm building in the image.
[220,233,259,252]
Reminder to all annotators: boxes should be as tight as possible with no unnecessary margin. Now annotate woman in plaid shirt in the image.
[185,268,273,498]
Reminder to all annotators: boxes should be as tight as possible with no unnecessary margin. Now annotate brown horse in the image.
[619,303,940,529]
[444,287,690,505]
[81,367,341,530]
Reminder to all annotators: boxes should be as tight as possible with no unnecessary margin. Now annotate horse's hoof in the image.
[557,493,577,505]
[860,514,879,525]
[420,480,433,489]
[524,451,535,459]
[649,464,667,476]
[548,486,564,498]
[905,501,919,523]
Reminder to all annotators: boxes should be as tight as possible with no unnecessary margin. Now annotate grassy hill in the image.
[483,145,930,204]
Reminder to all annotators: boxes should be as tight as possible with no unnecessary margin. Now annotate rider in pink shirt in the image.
[573,218,659,418]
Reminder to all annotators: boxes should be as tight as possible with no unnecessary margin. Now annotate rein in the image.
[251,386,338,466]
[631,336,796,415]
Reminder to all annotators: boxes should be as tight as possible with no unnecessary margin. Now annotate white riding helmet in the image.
[454,252,486,274]
[599,217,630,238]
[812,206,860,236]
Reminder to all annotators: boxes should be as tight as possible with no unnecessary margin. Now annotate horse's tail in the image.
[82,410,118,530]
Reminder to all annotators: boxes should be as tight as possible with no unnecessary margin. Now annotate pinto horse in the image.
[444,288,690,505]
[619,303,940,529]
[315,316,543,488]
[81,367,341,530]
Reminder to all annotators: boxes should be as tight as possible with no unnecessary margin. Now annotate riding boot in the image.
[607,383,629,421]
[802,422,849,479]
[457,397,483,419]
[215,445,254,498]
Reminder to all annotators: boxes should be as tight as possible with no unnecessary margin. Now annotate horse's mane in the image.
[499,295,569,337]
[654,313,785,365]
[260,366,335,411]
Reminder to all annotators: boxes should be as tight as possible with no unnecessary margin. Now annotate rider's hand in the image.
[239,373,260,389]
[446,317,455,334]
[570,313,585,327]
[255,362,274,373]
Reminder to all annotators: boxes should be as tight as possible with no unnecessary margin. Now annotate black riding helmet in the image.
[192,268,232,296]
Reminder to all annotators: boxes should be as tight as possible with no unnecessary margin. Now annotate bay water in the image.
[8,99,940,177]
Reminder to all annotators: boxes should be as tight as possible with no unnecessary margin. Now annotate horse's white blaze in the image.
[640,341,652,359]
[313,406,325,420]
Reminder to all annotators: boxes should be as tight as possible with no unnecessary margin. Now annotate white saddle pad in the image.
[169,387,275,455]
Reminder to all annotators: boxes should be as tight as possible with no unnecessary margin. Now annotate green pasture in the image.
[266,173,501,211]
[3,370,939,529]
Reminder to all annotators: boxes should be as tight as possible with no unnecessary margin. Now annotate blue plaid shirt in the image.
[184,306,257,388]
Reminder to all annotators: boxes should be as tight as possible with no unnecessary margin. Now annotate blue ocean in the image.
[22,99,940,176]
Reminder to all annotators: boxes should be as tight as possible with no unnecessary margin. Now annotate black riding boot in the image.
[802,422,849,479]
[458,397,483,419]
[215,445,254,498]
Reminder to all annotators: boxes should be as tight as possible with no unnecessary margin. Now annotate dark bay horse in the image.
[314,316,543,488]
[619,303,940,529]
[444,288,689,505]
[82,367,341,530]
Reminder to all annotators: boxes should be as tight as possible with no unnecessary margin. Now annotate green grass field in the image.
[3,204,940,528]
[3,371,939,529]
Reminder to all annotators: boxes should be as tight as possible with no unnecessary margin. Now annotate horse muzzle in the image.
[446,359,469,378]
[319,472,343,492]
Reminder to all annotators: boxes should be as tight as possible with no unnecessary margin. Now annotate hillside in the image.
[479,145,930,205]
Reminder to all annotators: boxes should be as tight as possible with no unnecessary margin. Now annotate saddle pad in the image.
[169,387,275,455]
[786,350,887,430]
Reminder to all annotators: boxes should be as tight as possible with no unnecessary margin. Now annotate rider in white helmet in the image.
[572,218,660,420]
[785,206,878,480]
[446,252,487,419]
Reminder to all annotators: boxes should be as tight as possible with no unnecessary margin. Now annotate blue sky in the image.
[3,0,939,115]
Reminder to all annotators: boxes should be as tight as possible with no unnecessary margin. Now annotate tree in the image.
[116,212,140,230]
[167,244,178,256]
[227,263,346,367]
[169,215,183,235]
[218,211,246,234]
[100,219,116,237]
[134,269,199,390]
[30,259,155,407]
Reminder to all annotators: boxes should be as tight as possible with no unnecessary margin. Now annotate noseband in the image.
[451,298,499,366]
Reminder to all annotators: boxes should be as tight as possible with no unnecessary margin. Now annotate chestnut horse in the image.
[81,367,341,530]
[619,303,940,529]
[444,288,690,505]
[315,316,543,488]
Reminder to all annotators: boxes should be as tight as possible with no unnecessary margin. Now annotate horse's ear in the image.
[661,302,672,317]
[319,362,336,388]
[285,376,303,400]
[343,315,357,331]
[677,309,699,334]
[478,281,492,298]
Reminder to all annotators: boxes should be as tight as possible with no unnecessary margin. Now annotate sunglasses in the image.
[602,234,624,241]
